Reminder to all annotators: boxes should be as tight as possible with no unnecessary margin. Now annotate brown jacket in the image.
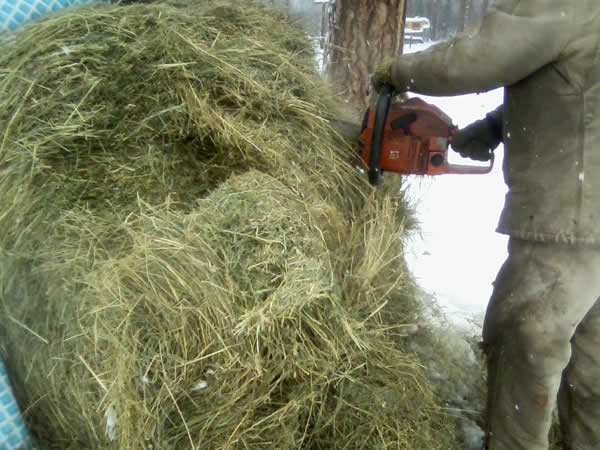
[391,0,600,244]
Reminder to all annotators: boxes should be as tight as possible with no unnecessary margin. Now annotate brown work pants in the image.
[483,238,600,450]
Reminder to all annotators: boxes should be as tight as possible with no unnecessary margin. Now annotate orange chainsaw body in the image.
[360,93,493,183]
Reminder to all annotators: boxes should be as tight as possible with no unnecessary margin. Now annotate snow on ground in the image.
[403,41,509,332]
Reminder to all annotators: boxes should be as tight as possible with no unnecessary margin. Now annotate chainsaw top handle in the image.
[368,84,395,185]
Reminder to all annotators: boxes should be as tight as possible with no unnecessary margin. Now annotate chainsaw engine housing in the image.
[359,91,493,183]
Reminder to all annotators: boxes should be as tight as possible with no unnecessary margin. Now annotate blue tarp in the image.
[0,0,101,32]
[0,359,34,449]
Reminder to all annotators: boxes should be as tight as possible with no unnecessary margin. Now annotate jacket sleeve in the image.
[391,0,574,96]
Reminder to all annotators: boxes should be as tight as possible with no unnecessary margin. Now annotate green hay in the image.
[0,1,460,448]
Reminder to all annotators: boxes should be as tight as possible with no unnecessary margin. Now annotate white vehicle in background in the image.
[405,16,431,45]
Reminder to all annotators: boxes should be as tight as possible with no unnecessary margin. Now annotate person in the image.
[372,1,600,449]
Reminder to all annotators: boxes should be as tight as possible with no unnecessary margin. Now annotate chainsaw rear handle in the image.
[445,152,495,174]
[368,84,395,185]
[445,128,495,174]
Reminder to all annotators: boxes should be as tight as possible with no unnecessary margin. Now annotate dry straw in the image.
[0,1,459,448]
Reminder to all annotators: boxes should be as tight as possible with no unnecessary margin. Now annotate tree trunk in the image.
[327,0,407,110]
[445,0,453,34]
[466,0,474,29]
[436,0,448,40]
[458,0,467,32]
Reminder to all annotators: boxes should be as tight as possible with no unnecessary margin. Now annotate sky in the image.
[402,42,508,332]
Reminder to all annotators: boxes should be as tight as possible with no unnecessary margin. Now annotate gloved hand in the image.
[371,60,394,92]
[451,114,503,162]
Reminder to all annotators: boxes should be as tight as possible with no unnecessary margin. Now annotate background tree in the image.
[264,0,495,111]
[327,0,408,110]
[483,0,490,11]
[458,0,470,33]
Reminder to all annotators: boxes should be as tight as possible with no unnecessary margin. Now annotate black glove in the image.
[451,106,503,162]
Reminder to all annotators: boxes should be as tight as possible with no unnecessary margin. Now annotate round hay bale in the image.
[0,1,460,448]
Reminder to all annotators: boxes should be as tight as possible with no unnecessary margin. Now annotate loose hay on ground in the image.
[0,1,460,448]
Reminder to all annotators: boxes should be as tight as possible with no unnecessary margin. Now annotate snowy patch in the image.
[403,41,508,329]
[460,419,485,450]
[191,380,208,392]
[105,405,118,442]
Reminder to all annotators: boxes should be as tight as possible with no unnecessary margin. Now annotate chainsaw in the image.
[359,84,494,185]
